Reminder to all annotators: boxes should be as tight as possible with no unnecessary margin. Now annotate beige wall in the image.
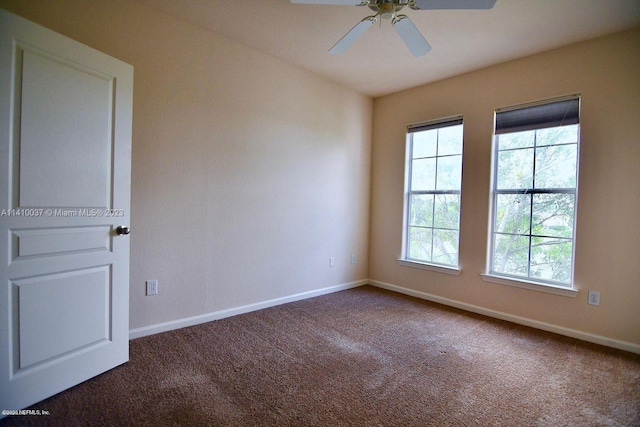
[2,0,638,349]
[0,0,372,330]
[370,29,640,346]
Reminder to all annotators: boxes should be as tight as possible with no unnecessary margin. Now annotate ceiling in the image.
[134,0,640,97]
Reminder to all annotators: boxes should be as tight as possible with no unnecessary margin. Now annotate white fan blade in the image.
[412,0,496,9]
[393,15,432,57]
[329,16,376,55]
[291,0,365,5]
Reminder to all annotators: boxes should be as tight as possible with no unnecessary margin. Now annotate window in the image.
[402,116,463,269]
[487,96,580,288]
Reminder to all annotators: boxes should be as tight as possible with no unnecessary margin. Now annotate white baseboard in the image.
[129,279,367,340]
[130,278,640,354]
[368,279,640,355]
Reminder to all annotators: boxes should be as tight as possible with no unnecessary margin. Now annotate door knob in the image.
[116,226,130,236]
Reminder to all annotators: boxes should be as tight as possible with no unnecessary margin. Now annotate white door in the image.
[0,9,133,411]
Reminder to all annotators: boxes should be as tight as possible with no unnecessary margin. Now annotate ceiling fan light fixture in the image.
[291,0,497,56]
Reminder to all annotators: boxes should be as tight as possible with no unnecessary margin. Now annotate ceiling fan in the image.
[291,0,497,57]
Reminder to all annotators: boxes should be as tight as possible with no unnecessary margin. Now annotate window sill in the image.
[480,274,578,297]
[398,259,461,276]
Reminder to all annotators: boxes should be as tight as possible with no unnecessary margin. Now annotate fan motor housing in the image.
[368,1,407,18]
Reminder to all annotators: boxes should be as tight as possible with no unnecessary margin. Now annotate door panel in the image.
[11,226,111,259]
[19,49,113,208]
[16,267,110,369]
[0,9,133,412]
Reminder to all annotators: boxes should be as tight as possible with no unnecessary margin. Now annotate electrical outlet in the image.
[329,257,335,267]
[350,254,356,265]
[588,290,600,306]
[146,280,158,296]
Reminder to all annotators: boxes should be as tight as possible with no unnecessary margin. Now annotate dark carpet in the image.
[2,285,639,426]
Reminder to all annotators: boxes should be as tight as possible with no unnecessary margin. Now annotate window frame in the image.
[400,115,464,274]
[485,95,581,295]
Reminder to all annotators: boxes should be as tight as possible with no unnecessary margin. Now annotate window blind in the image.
[407,116,463,134]
[495,96,580,135]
